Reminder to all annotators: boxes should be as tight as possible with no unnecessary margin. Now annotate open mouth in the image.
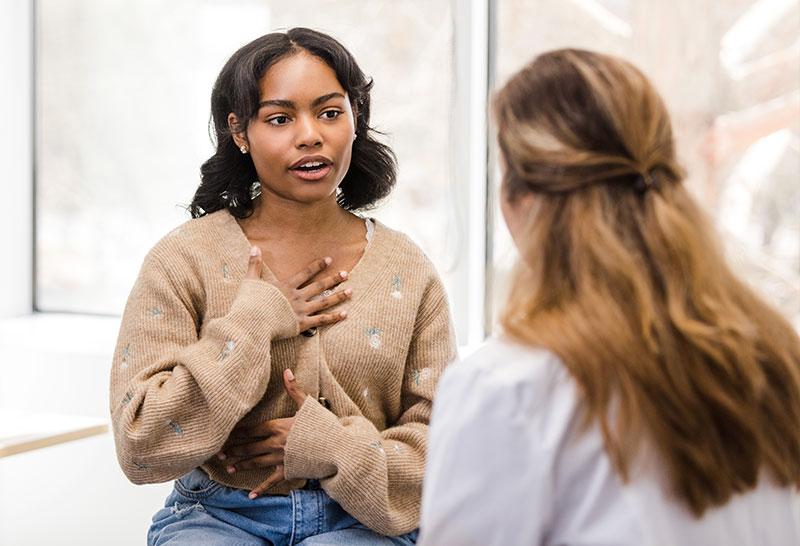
[289,157,334,181]
[291,160,329,174]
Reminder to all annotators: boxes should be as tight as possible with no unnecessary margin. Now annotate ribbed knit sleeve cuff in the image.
[230,279,299,341]
[284,397,340,480]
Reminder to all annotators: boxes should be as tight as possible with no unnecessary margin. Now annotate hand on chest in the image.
[259,238,367,286]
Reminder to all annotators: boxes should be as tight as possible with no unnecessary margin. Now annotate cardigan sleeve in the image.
[109,249,298,485]
[283,273,456,536]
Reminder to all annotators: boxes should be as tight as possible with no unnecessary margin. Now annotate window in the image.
[490,0,800,328]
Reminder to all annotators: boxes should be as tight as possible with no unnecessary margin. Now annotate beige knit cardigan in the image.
[109,209,456,535]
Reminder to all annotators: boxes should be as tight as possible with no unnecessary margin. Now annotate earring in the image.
[353,132,357,140]
[240,145,248,154]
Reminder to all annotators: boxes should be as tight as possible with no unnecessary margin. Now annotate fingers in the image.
[227,417,288,441]
[220,436,283,460]
[298,310,348,332]
[305,288,353,315]
[283,368,308,409]
[245,246,263,280]
[225,452,285,475]
[298,270,349,299]
[249,466,285,499]
[288,257,332,289]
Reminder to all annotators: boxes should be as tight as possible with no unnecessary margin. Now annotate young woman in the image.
[420,49,800,545]
[109,28,455,546]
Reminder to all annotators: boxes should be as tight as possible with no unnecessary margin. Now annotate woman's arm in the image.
[109,248,299,484]
[283,274,457,536]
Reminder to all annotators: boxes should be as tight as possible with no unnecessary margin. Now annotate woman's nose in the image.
[295,116,323,148]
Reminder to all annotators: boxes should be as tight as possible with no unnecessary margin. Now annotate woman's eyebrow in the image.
[311,92,345,107]
[257,92,345,111]
[258,99,294,110]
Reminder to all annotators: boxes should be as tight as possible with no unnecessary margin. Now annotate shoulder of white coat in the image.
[453,336,565,384]
[436,337,573,420]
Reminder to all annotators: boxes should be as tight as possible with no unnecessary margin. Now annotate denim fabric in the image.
[147,469,419,546]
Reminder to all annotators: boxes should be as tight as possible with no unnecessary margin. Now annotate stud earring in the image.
[240,145,248,154]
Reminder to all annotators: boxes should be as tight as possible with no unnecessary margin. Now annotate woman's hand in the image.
[217,368,309,499]
[246,245,352,332]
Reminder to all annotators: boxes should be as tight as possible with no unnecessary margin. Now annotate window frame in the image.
[0,0,35,320]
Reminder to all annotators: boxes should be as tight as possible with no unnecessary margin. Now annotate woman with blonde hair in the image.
[419,49,800,545]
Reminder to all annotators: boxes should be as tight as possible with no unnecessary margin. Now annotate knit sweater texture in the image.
[109,209,456,535]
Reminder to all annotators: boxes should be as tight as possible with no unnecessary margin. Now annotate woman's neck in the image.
[239,192,353,243]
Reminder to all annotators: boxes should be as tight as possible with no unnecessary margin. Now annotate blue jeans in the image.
[147,468,419,545]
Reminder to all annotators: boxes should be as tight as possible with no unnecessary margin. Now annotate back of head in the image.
[494,48,800,516]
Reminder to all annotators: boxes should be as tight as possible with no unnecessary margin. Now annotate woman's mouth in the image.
[289,160,333,181]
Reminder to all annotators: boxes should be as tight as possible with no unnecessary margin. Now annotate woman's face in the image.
[234,51,356,205]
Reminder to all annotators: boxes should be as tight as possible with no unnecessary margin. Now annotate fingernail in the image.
[340,310,348,318]
[250,246,258,257]
[249,492,257,500]
[286,369,295,381]
[344,288,353,296]
[339,271,348,279]
[324,257,332,265]
[217,452,226,460]
[227,466,236,474]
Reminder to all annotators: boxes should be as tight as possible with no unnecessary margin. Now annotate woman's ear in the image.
[227,113,248,150]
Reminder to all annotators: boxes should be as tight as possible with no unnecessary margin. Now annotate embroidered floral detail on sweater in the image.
[121,391,133,406]
[411,367,432,386]
[393,444,403,454]
[370,440,386,455]
[120,344,131,370]
[222,264,232,282]
[148,307,163,318]
[133,461,150,470]
[365,327,382,349]
[362,387,370,400]
[167,420,184,436]
[218,340,236,361]
[391,276,403,299]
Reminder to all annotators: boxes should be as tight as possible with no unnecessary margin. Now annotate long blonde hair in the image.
[495,49,800,516]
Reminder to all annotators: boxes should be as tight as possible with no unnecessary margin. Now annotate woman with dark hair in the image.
[110,28,455,545]
[419,49,800,545]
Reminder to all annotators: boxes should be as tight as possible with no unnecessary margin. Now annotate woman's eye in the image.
[321,110,342,120]
[267,115,290,126]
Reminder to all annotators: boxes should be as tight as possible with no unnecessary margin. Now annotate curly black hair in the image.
[190,28,397,218]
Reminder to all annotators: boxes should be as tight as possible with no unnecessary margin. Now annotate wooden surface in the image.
[0,409,108,458]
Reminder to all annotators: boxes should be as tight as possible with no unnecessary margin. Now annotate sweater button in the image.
[301,327,318,337]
